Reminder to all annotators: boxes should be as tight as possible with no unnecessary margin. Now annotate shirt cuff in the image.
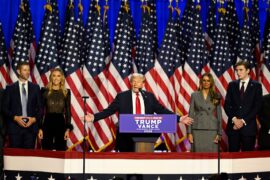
[241,119,247,126]
[232,117,237,124]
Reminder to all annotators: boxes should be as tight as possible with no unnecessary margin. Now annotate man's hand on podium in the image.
[179,114,193,126]
[84,113,94,122]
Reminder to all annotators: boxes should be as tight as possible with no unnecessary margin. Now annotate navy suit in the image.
[258,94,270,150]
[94,90,176,152]
[0,89,6,174]
[224,79,262,152]
[3,81,42,148]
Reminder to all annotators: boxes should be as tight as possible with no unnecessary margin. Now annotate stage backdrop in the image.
[0,0,269,152]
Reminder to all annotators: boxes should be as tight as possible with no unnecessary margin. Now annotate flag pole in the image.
[82,96,89,180]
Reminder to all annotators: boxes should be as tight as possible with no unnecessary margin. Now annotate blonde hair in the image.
[47,68,67,97]
[130,73,145,83]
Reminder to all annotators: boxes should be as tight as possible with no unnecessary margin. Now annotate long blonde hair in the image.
[47,68,67,97]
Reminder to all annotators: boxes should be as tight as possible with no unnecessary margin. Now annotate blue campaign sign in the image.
[119,114,177,133]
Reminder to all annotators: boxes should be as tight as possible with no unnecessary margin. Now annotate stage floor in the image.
[3,148,270,180]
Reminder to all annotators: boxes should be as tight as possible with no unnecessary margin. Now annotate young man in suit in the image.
[0,87,6,176]
[258,94,270,150]
[85,73,193,152]
[224,60,262,152]
[3,62,42,149]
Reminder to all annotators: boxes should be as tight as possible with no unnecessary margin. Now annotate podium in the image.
[119,114,177,152]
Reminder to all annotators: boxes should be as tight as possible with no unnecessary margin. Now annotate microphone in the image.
[214,93,221,100]
[82,96,89,99]
[139,88,147,98]
[213,93,221,106]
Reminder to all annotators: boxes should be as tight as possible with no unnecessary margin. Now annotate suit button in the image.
[239,106,242,108]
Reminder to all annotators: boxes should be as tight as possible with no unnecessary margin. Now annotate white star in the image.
[238,175,247,180]
[87,176,97,180]
[15,173,22,180]
[177,176,184,180]
[157,176,161,180]
[48,175,55,180]
[200,176,205,180]
[254,174,261,180]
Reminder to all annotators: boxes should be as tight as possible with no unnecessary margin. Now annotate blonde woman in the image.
[188,73,222,152]
[38,68,72,150]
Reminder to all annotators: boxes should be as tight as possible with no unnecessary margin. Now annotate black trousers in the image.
[42,113,66,151]
[228,132,256,152]
[9,128,36,149]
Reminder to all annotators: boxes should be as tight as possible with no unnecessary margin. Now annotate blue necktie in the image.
[21,83,27,117]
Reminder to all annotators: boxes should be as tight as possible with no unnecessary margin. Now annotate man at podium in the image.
[85,73,193,152]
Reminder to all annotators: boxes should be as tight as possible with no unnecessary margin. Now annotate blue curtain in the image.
[0,0,268,48]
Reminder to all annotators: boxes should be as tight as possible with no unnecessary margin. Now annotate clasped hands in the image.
[14,116,36,128]
[232,117,246,130]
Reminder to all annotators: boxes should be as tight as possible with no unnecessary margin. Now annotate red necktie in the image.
[136,92,141,114]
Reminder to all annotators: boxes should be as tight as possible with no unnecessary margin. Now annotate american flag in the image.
[103,2,112,66]
[59,1,85,151]
[250,0,261,72]
[0,22,11,88]
[180,0,195,62]
[33,1,59,87]
[77,3,85,67]
[225,0,240,65]
[236,7,257,79]
[260,8,270,95]
[107,0,136,102]
[205,0,217,50]
[83,1,116,152]
[182,3,209,97]
[262,8,270,53]
[173,7,191,151]
[209,8,234,151]
[81,0,97,68]
[51,0,62,51]
[135,0,158,97]
[155,7,179,151]
[8,0,36,82]
[177,0,195,116]
[182,3,209,149]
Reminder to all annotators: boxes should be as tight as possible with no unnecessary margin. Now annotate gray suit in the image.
[188,91,222,152]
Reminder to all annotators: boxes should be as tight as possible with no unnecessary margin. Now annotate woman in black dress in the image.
[38,68,73,150]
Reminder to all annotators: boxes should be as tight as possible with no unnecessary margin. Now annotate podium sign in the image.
[119,114,177,133]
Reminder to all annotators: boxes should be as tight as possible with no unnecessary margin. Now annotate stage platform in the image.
[3,148,270,179]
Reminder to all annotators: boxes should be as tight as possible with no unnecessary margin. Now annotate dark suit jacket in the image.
[224,79,262,136]
[0,89,6,138]
[2,81,42,134]
[258,94,270,149]
[94,90,176,121]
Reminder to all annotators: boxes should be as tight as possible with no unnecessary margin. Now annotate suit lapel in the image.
[127,90,133,114]
[244,80,253,97]
[27,82,32,109]
[15,82,21,103]
[236,80,241,97]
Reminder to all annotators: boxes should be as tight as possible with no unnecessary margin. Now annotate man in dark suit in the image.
[258,94,270,150]
[0,87,6,176]
[85,73,193,152]
[224,60,262,152]
[3,62,42,149]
